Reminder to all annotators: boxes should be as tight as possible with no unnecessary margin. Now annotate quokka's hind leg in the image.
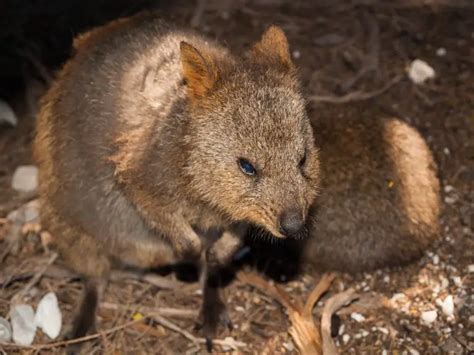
[200,266,233,352]
[43,213,111,354]
[66,275,107,354]
[70,276,107,339]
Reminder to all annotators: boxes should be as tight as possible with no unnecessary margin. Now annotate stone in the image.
[10,304,37,345]
[35,292,62,339]
[11,165,38,194]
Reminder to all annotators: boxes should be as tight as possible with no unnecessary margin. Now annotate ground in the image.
[0,1,473,354]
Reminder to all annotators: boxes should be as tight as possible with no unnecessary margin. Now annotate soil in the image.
[0,1,473,354]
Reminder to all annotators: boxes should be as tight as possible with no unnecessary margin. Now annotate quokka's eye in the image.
[238,158,257,176]
[299,151,307,168]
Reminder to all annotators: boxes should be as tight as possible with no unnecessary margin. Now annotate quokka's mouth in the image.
[278,225,309,240]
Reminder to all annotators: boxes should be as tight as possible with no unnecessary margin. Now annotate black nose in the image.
[279,209,306,238]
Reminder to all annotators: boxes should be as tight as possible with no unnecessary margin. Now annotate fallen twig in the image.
[0,312,246,351]
[150,313,247,350]
[10,252,58,304]
[101,302,198,319]
[0,318,144,350]
[321,289,359,355]
[190,0,207,27]
[110,270,185,290]
[339,10,380,93]
[309,75,403,104]
[303,273,337,318]
[238,271,337,355]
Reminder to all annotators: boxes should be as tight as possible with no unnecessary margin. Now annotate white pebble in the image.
[0,317,12,342]
[342,334,350,344]
[0,99,17,126]
[338,324,345,336]
[444,197,456,204]
[10,304,37,346]
[443,147,450,155]
[350,312,365,322]
[383,275,390,283]
[391,293,407,302]
[377,327,389,335]
[432,254,440,265]
[283,341,295,352]
[444,185,454,193]
[382,350,388,355]
[35,292,62,339]
[11,165,38,194]
[292,50,301,59]
[441,295,454,317]
[360,330,369,337]
[451,276,462,286]
[440,277,449,289]
[409,349,420,355]
[436,47,447,57]
[467,264,474,273]
[408,59,435,84]
[421,310,437,324]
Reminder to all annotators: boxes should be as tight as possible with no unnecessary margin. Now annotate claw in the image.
[206,337,213,352]
[200,297,233,352]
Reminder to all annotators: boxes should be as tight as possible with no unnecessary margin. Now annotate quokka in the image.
[34,12,320,351]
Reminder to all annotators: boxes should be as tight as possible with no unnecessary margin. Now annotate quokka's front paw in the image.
[198,296,233,352]
[205,248,222,270]
[174,235,202,262]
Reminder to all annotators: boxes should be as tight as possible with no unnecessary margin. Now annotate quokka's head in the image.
[181,26,320,239]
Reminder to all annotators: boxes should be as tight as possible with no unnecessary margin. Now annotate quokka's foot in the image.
[199,296,233,352]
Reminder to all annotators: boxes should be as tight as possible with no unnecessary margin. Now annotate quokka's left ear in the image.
[251,26,294,71]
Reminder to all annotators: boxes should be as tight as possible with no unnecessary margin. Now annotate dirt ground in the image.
[0,1,473,354]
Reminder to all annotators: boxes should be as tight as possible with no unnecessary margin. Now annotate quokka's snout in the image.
[278,208,307,239]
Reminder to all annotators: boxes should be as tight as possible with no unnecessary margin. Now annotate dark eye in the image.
[299,151,307,168]
[238,158,257,176]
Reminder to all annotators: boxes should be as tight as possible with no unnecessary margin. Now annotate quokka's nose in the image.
[279,209,306,238]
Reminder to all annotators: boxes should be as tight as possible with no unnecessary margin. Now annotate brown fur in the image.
[34,12,318,346]
[303,106,440,272]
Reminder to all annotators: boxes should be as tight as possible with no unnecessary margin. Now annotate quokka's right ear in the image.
[251,26,294,71]
[180,41,219,102]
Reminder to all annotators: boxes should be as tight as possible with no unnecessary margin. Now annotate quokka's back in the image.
[304,107,440,272]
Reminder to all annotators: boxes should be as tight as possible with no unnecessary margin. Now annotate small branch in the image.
[151,314,247,350]
[303,273,336,318]
[190,0,207,27]
[0,318,144,350]
[151,313,200,346]
[238,271,326,354]
[101,302,198,319]
[309,75,403,104]
[110,270,185,290]
[19,48,53,85]
[0,312,246,351]
[321,289,359,355]
[11,252,58,304]
[339,10,380,93]
[237,271,298,312]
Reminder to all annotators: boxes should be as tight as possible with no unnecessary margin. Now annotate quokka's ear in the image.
[180,41,219,101]
[251,26,294,70]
